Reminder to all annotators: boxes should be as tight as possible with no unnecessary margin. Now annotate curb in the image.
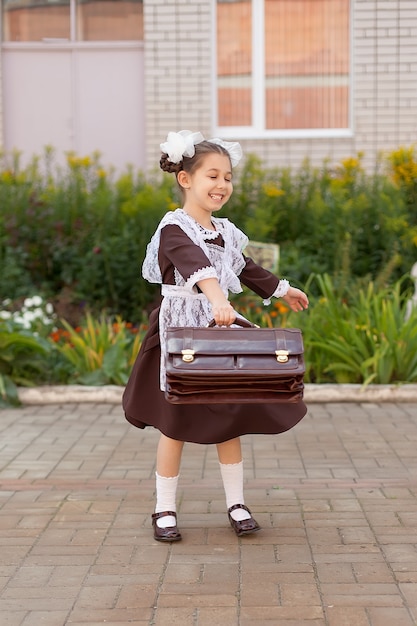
[16,384,417,405]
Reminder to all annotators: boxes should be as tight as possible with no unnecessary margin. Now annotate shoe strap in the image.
[152,510,177,520]
[228,504,251,515]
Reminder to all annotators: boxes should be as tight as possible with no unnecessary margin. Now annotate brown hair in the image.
[160,140,231,179]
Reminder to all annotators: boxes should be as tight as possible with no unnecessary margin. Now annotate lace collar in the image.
[142,209,247,292]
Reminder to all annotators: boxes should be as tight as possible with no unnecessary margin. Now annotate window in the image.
[216,0,351,136]
[2,0,143,42]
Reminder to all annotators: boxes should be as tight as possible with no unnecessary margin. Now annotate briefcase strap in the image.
[274,329,289,363]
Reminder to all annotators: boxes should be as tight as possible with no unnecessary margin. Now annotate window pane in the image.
[3,0,70,42]
[265,0,350,129]
[77,0,143,41]
[217,0,252,126]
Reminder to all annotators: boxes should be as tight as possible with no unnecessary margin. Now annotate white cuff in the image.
[262,279,290,305]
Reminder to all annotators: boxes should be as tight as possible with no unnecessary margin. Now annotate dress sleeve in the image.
[239,256,281,299]
[159,224,217,287]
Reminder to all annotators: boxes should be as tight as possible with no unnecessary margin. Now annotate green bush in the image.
[226,152,417,287]
[1,273,417,405]
[0,149,176,321]
[50,313,146,386]
[0,323,51,406]
[287,273,417,385]
[1,145,417,321]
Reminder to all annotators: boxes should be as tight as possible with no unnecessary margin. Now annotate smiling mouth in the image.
[210,194,223,201]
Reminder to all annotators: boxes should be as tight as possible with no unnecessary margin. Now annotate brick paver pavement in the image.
[0,401,417,625]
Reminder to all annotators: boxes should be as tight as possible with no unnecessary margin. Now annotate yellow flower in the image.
[0,170,13,183]
[388,146,417,187]
[335,155,364,185]
[67,153,92,169]
[262,183,285,198]
[340,157,360,171]
[79,156,92,168]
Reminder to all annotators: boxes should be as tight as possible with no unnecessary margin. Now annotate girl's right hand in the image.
[211,300,237,326]
[197,277,237,326]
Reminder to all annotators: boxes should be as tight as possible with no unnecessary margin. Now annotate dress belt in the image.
[161,285,207,299]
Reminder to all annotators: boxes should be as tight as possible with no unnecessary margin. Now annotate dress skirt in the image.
[123,307,307,445]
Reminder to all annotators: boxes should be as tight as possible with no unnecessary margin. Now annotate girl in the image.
[123,130,309,542]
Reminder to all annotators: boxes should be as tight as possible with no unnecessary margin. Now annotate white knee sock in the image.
[155,473,179,528]
[219,461,251,521]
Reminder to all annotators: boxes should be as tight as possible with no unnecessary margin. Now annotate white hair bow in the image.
[208,137,243,167]
[160,130,204,164]
[160,130,243,167]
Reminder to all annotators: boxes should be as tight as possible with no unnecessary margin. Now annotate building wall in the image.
[352,0,417,165]
[143,0,213,169]
[144,0,417,171]
[1,1,416,170]
[2,44,145,170]
[0,1,144,170]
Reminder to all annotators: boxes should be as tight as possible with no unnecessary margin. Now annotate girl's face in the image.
[179,152,233,217]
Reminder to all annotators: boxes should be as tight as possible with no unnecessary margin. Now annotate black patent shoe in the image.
[228,504,261,536]
[152,511,182,542]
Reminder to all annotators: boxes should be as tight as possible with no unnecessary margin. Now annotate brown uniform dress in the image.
[123,224,307,444]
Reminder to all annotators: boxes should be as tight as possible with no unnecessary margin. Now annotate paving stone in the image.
[0,401,417,625]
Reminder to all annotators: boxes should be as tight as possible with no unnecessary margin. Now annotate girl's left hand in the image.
[282,287,309,312]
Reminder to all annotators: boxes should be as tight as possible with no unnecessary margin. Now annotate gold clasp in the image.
[275,349,289,363]
[181,349,195,363]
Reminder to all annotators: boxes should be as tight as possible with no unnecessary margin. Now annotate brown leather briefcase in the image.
[165,318,305,404]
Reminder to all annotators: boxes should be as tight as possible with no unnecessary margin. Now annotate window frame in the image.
[1,0,143,46]
[212,0,354,139]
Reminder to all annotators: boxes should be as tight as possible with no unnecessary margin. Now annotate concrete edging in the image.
[16,383,417,405]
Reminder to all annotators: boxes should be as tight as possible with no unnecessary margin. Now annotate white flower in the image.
[32,295,43,307]
[22,311,36,323]
[0,311,12,320]
[13,315,30,328]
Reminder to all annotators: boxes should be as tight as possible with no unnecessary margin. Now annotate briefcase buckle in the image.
[275,350,289,363]
[181,349,195,363]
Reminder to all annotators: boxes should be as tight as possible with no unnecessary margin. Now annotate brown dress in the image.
[123,222,307,444]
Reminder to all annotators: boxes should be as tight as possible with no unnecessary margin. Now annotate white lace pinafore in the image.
[142,209,249,390]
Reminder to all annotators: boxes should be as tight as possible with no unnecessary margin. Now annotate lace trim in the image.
[159,291,213,390]
[142,209,247,294]
[191,220,219,239]
[140,209,250,390]
[206,242,225,254]
[262,279,290,305]
[184,266,218,292]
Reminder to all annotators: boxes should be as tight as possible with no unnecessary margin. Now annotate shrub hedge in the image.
[1,145,417,322]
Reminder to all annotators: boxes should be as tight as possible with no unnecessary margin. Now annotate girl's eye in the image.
[208,175,232,182]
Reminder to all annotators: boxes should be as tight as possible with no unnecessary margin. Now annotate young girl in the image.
[123,130,309,542]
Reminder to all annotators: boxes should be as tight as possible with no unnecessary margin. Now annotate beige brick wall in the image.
[349,0,417,167]
[144,0,417,170]
[144,0,213,169]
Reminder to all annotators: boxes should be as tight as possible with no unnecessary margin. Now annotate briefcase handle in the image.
[207,318,258,329]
